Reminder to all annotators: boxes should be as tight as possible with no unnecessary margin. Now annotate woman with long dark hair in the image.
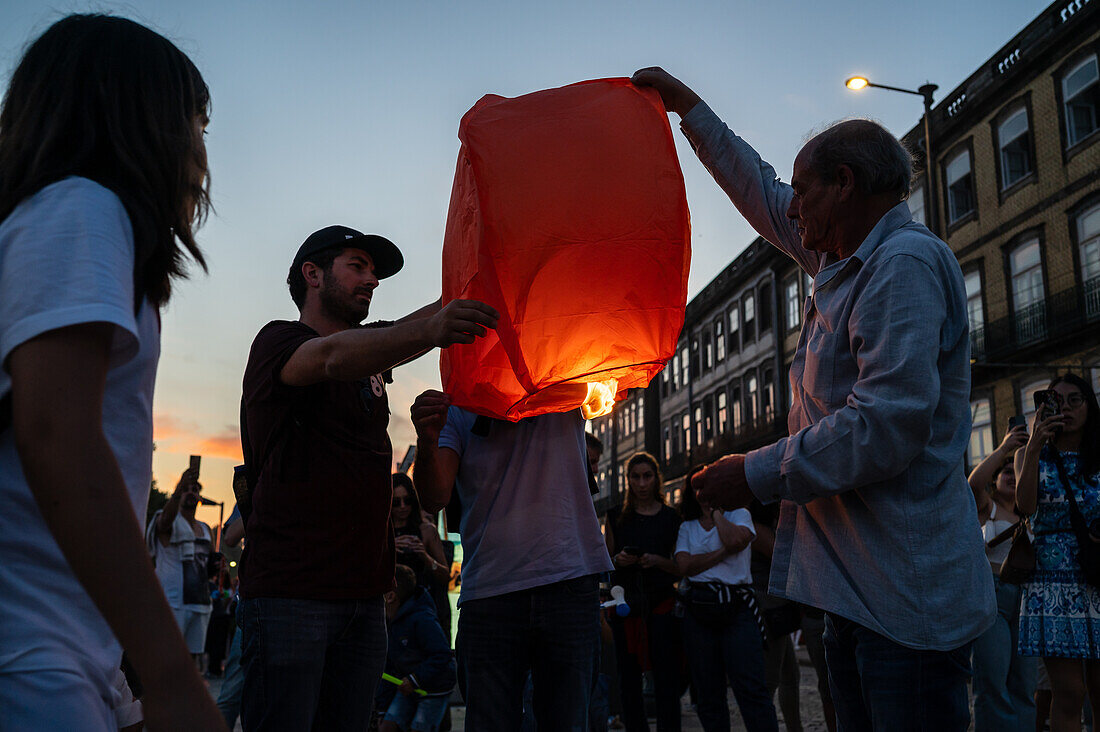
[676,469,777,732]
[604,451,682,732]
[392,475,451,606]
[1016,372,1100,732]
[0,14,222,730]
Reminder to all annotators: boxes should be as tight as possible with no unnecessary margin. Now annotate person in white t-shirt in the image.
[146,468,217,667]
[0,14,224,731]
[675,472,778,732]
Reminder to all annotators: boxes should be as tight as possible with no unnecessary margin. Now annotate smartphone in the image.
[189,454,202,476]
[1032,390,1059,418]
[1008,415,1027,430]
[1033,390,1063,433]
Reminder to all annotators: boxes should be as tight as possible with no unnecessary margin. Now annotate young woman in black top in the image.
[604,452,683,732]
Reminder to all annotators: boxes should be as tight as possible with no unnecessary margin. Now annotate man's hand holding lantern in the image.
[693,454,752,510]
[412,390,451,445]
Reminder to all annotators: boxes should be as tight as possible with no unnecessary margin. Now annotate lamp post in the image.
[198,495,225,551]
[845,76,940,238]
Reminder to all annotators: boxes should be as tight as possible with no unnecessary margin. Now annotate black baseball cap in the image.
[292,225,404,279]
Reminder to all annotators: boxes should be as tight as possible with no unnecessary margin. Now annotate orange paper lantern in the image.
[440,78,690,422]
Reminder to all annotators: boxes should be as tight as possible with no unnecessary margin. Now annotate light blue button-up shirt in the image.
[681,103,995,650]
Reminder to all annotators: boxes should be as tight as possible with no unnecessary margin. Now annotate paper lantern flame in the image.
[581,379,619,420]
[440,78,690,421]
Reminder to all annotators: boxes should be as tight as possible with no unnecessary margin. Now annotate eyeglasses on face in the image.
[1052,392,1086,408]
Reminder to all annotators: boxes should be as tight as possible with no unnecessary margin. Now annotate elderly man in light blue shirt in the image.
[634,67,996,731]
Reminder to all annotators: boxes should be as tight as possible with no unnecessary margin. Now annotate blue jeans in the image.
[823,614,972,732]
[682,602,778,732]
[384,693,449,732]
[456,574,601,732]
[972,577,1036,732]
[238,596,387,731]
[217,610,245,728]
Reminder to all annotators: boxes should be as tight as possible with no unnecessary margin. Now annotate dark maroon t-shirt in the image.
[239,320,395,600]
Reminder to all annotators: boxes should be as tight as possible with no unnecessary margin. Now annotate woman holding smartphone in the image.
[604,451,682,732]
[967,423,1034,731]
[1016,373,1100,732]
[0,15,223,730]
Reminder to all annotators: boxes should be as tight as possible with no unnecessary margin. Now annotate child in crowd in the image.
[378,565,457,732]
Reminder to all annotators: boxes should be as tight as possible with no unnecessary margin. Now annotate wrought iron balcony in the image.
[971,276,1100,364]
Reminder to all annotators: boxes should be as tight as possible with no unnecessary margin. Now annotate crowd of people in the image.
[4,12,1100,732]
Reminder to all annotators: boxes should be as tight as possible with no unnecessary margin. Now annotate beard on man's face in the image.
[319,276,370,326]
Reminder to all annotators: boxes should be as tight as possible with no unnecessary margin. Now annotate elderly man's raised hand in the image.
[428,299,499,348]
[693,454,753,510]
[411,389,451,444]
[630,67,702,118]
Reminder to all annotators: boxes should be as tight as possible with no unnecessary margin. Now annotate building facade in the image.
[590,0,1099,514]
[903,0,1100,469]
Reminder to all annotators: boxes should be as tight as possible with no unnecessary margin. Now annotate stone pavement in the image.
[206,647,833,731]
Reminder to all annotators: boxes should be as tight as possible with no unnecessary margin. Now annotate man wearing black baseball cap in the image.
[236,225,497,731]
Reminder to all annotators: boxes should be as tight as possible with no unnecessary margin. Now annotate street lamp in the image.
[845,76,940,237]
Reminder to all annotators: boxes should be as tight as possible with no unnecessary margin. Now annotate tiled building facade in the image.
[590,0,1100,518]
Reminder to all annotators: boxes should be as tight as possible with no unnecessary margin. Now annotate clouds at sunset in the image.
[154,413,242,461]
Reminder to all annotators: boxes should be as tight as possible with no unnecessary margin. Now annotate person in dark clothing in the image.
[237,225,497,731]
[379,565,457,732]
[604,451,683,732]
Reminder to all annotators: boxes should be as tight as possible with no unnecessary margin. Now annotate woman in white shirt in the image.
[675,472,778,732]
[0,14,223,731]
[967,425,1036,732]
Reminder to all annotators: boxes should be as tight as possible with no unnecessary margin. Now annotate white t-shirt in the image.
[0,178,159,711]
[439,407,613,604]
[146,512,214,610]
[675,510,756,586]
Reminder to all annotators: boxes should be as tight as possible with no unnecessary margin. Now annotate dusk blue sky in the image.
[1,0,1051,516]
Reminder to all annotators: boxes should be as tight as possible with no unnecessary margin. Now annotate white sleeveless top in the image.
[981,503,1018,574]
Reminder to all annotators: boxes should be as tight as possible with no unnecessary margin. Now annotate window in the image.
[728,305,740,353]
[946,148,975,224]
[637,394,645,431]
[784,275,801,331]
[909,184,926,226]
[762,369,775,421]
[1010,238,1045,343]
[1021,379,1049,425]
[663,425,671,461]
[681,412,691,455]
[690,338,701,381]
[715,319,726,362]
[968,399,993,469]
[717,391,728,435]
[661,364,670,397]
[671,352,681,390]
[694,406,703,446]
[746,373,759,425]
[997,107,1032,189]
[743,293,756,343]
[1064,55,1099,148]
[1079,203,1100,318]
[703,396,714,441]
[731,386,743,433]
[681,346,690,384]
[964,270,984,356]
[703,332,714,372]
[758,282,773,334]
[670,418,680,456]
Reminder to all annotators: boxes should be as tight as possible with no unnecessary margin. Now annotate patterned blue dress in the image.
[1018,448,1100,658]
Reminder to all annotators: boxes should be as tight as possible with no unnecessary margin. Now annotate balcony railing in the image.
[1087,275,1100,320]
[972,277,1100,364]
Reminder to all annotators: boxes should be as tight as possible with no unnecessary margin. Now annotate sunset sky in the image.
[1,0,1050,523]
